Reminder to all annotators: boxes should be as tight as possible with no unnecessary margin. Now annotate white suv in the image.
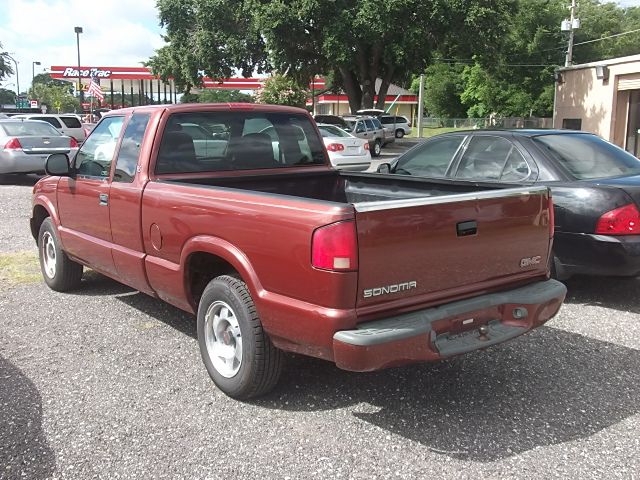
[380,115,412,138]
[13,114,87,143]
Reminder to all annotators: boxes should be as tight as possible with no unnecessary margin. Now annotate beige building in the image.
[555,54,640,156]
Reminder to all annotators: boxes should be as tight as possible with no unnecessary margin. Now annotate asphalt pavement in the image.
[0,174,638,479]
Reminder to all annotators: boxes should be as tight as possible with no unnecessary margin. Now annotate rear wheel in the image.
[395,129,405,138]
[197,275,283,399]
[372,140,382,157]
[38,218,83,291]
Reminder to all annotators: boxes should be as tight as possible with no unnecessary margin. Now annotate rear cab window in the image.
[155,111,326,174]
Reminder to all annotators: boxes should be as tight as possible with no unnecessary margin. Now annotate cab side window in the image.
[75,116,125,177]
[113,114,150,182]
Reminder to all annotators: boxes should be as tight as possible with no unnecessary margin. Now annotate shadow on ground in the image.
[0,354,56,479]
[254,327,639,462]
[563,274,640,314]
[0,174,42,186]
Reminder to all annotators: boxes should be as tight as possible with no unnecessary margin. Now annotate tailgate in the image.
[355,186,552,309]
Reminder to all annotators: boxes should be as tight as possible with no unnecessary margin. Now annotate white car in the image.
[317,123,371,171]
[13,114,87,143]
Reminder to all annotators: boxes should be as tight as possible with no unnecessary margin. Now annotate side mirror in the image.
[377,163,391,174]
[45,153,71,177]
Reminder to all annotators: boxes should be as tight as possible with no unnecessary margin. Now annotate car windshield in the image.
[533,133,640,180]
[318,125,351,138]
[0,121,61,137]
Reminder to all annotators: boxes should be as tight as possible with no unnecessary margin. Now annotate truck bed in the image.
[168,170,502,205]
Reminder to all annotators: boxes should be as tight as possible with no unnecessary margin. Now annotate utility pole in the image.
[564,0,579,67]
[417,74,425,139]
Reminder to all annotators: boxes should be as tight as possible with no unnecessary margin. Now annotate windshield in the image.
[318,125,352,138]
[0,121,61,137]
[533,133,640,180]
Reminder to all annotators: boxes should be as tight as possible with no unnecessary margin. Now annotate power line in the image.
[573,27,640,46]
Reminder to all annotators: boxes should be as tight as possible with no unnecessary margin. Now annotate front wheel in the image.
[197,275,284,399]
[38,218,83,291]
[372,140,382,157]
[395,129,405,139]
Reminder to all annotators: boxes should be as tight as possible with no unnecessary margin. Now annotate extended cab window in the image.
[113,113,150,182]
[155,112,325,173]
[75,116,125,177]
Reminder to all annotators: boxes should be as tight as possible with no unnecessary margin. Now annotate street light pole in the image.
[74,26,83,107]
[32,61,41,85]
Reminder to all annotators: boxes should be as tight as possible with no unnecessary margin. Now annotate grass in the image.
[0,251,41,289]
[407,127,467,139]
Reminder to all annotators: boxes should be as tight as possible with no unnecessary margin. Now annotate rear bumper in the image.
[333,279,566,372]
[554,232,640,278]
[0,151,48,174]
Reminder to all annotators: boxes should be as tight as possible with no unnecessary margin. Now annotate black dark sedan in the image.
[380,129,640,280]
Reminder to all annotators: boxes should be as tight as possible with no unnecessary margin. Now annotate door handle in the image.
[99,193,109,206]
[457,220,477,237]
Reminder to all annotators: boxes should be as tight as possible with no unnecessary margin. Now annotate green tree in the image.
[181,89,254,103]
[32,73,73,91]
[254,75,307,108]
[0,87,16,104]
[148,0,516,112]
[29,83,80,113]
[0,42,13,81]
[412,64,466,118]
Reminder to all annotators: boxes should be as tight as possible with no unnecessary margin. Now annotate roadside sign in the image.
[30,100,38,108]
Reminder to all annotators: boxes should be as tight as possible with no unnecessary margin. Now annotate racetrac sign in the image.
[61,67,112,78]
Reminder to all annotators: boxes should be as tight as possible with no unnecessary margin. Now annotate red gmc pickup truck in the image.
[31,103,566,399]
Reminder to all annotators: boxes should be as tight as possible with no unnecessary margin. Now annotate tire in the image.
[197,275,283,399]
[395,129,405,139]
[372,140,382,157]
[38,217,83,292]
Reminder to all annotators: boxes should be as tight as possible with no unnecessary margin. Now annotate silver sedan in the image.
[0,119,78,174]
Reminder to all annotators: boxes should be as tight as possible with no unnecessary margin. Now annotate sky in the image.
[1,0,640,95]
[0,0,165,94]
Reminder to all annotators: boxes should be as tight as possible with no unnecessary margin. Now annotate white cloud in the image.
[0,0,165,93]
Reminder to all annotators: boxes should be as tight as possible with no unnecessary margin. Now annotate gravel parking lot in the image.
[1,174,639,480]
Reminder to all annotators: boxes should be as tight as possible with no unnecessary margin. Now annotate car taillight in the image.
[595,203,640,235]
[363,143,370,150]
[311,220,358,271]
[3,138,22,150]
[70,137,79,148]
[326,143,345,152]
[548,195,554,238]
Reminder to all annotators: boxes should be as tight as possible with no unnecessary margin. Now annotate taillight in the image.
[70,137,79,148]
[363,143,370,151]
[326,143,345,152]
[3,138,22,150]
[548,195,554,238]
[311,220,358,271]
[595,203,640,235]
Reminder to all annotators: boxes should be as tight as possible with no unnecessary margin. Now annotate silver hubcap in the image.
[204,301,242,378]
[42,232,57,279]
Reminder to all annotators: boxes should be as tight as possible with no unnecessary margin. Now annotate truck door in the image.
[108,113,155,295]
[57,116,125,276]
